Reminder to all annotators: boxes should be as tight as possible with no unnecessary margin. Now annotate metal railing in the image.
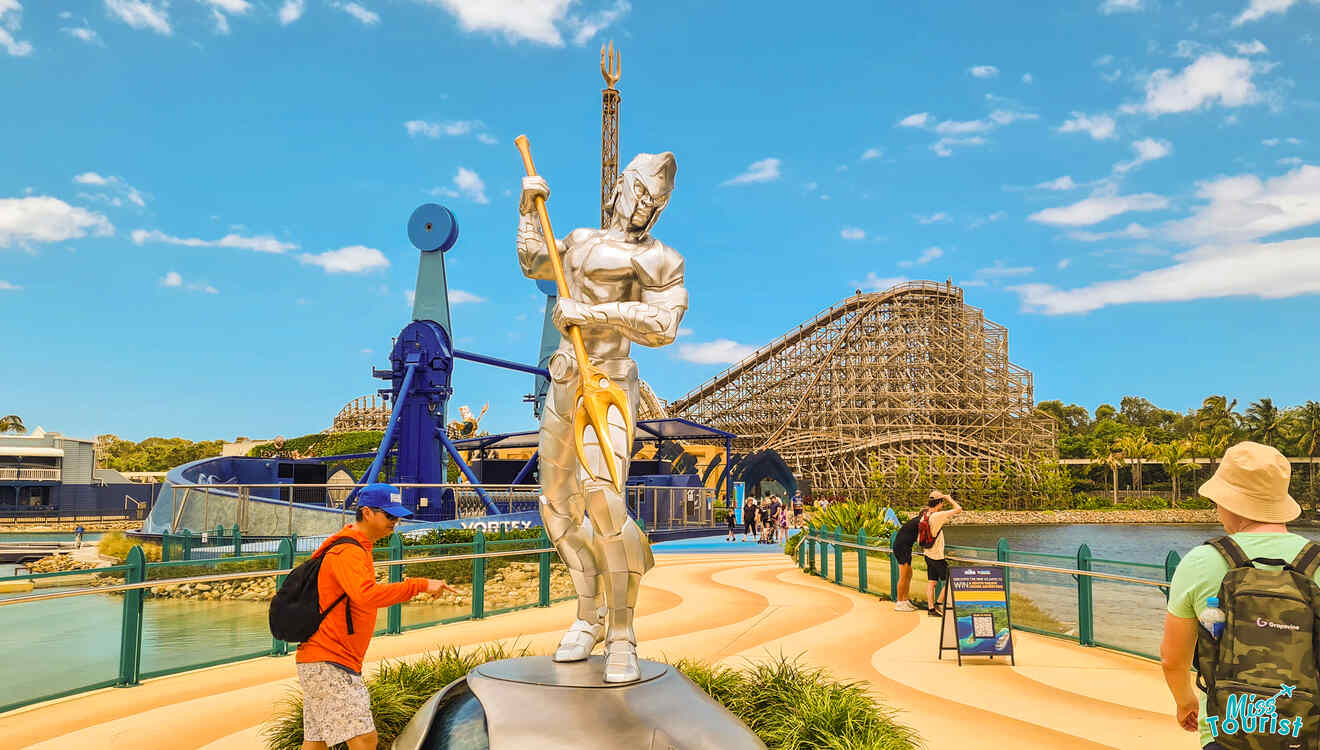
[159,482,716,535]
[0,530,571,713]
[0,467,61,481]
[797,525,1180,662]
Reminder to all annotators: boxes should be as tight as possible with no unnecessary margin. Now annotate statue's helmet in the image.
[608,151,676,236]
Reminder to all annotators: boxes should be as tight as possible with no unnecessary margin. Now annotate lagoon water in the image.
[6,524,1320,708]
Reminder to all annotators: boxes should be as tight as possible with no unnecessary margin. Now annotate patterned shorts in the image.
[297,662,375,745]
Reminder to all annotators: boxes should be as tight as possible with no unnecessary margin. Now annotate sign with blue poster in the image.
[733,482,745,525]
[938,565,1015,666]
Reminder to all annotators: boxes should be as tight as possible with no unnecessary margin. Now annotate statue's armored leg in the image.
[580,376,652,683]
[540,379,605,662]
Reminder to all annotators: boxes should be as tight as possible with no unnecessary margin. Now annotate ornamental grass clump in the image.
[786,501,898,559]
[263,648,920,750]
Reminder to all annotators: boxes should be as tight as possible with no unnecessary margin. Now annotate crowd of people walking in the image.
[724,492,802,544]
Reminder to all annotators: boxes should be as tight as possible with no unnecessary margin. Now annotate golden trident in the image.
[601,40,620,88]
[514,134,632,492]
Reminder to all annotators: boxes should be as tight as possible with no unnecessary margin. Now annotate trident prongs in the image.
[600,40,620,89]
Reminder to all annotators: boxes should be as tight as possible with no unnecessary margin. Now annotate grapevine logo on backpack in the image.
[1193,536,1320,750]
[269,536,363,643]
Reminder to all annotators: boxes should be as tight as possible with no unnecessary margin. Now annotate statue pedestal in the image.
[392,655,765,750]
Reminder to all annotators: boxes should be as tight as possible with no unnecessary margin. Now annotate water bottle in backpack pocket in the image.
[1193,537,1320,750]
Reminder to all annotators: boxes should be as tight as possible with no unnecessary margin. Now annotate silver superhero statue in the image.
[516,152,687,683]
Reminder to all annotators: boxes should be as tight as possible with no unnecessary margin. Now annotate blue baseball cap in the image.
[357,483,413,518]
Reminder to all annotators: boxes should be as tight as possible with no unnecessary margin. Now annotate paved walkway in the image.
[2,553,1190,749]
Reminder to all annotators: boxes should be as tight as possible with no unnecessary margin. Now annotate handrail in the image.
[802,534,1167,588]
[0,546,556,608]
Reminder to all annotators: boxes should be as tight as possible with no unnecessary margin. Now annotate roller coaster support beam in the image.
[348,363,418,507]
[454,349,550,379]
[435,429,500,515]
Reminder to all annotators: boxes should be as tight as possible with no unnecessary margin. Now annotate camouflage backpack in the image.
[1193,536,1320,750]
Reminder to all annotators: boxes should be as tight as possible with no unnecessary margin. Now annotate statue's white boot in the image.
[602,640,641,683]
[553,619,604,662]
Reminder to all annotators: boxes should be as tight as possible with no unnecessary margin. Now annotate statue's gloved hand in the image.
[552,297,604,335]
[519,176,550,215]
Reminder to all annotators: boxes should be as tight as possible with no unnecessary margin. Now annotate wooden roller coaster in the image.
[665,280,1056,498]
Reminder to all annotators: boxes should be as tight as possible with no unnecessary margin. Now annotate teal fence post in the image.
[161,534,172,563]
[1163,550,1180,601]
[116,546,146,687]
[889,530,900,601]
[1077,543,1094,646]
[857,529,868,593]
[216,524,224,544]
[797,536,805,569]
[819,529,829,580]
[231,524,240,556]
[538,530,551,607]
[387,532,403,635]
[182,529,193,561]
[272,538,293,656]
[997,538,1011,599]
[833,527,843,585]
[472,530,486,619]
[805,524,815,573]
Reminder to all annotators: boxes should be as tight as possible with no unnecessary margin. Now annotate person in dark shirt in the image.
[891,507,924,612]
[725,502,736,541]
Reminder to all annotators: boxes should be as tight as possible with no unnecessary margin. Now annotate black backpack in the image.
[269,536,363,642]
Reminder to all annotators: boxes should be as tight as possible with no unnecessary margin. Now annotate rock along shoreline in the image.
[943,509,1222,525]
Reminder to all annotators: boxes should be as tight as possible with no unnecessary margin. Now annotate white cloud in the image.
[861,147,883,160]
[405,289,415,307]
[970,211,1006,228]
[210,8,230,33]
[1057,258,1072,270]
[1028,193,1169,226]
[840,227,866,240]
[62,25,101,44]
[0,0,33,56]
[0,280,22,291]
[1233,39,1269,55]
[361,348,373,354]
[932,136,986,157]
[299,245,389,273]
[898,246,943,267]
[1263,138,1280,146]
[677,327,693,337]
[1037,175,1079,191]
[476,133,497,144]
[333,2,380,25]
[450,289,486,303]
[405,120,486,139]
[1011,238,1320,314]
[915,212,950,224]
[453,167,487,204]
[1099,0,1143,12]
[1101,69,1123,83]
[1134,53,1258,116]
[1058,111,1117,140]
[1095,54,1115,67]
[565,0,629,46]
[73,172,146,207]
[969,65,999,78]
[419,0,575,46]
[278,0,304,24]
[203,0,251,12]
[1022,73,1033,84]
[854,272,908,291]
[935,118,993,135]
[160,270,218,294]
[1067,222,1152,242]
[979,261,1035,278]
[1278,157,1303,166]
[1233,0,1312,26]
[1113,137,1172,174]
[104,0,171,35]
[1166,164,1320,243]
[721,158,781,186]
[677,339,757,364]
[131,229,297,253]
[897,112,931,128]
[0,196,114,248]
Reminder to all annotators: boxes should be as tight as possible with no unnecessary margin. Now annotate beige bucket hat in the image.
[1199,441,1300,523]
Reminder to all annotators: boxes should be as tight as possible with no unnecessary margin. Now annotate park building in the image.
[0,427,155,517]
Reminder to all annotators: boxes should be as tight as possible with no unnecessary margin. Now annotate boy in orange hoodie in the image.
[295,483,458,750]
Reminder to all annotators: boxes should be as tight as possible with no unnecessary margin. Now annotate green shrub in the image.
[262,647,921,750]
[98,531,162,562]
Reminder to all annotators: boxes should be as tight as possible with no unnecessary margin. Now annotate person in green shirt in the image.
[1161,441,1315,749]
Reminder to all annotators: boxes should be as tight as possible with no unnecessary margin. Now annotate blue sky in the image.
[2,0,1319,443]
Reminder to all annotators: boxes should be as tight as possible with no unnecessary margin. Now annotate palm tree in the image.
[1197,396,1239,440]
[1245,398,1284,449]
[1116,431,1153,493]
[1291,401,1320,512]
[0,415,24,433]
[1156,441,1195,508]
[1090,442,1123,505]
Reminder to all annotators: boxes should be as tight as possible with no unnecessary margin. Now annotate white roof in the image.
[0,446,63,457]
